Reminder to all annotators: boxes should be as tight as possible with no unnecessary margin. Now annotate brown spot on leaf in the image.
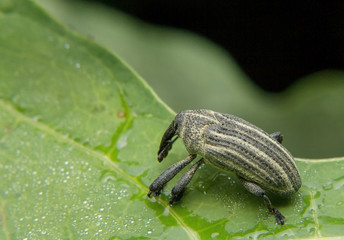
[117,110,126,118]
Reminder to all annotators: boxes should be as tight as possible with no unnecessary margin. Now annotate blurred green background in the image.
[36,0,344,159]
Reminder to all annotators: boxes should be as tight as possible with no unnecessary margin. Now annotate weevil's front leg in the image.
[148,154,196,198]
[270,131,283,144]
[158,122,178,162]
[170,158,205,205]
[238,176,286,225]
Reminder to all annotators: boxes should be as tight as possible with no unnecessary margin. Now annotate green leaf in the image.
[0,0,343,239]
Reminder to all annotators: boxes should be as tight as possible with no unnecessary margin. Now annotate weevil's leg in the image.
[158,122,178,162]
[148,154,196,198]
[270,131,283,143]
[169,158,205,205]
[238,176,286,225]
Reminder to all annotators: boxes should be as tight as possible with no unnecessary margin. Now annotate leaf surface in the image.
[0,1,343,239]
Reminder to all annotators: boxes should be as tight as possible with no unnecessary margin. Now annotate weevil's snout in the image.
[157,121,178,162]
[157,138,177,162]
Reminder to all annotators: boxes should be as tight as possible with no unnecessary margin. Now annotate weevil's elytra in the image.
[148,109,302,225]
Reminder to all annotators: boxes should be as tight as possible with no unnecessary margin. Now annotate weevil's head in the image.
[174,110,217,155]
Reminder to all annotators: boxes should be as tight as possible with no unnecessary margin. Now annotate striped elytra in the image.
[175,109,301,195]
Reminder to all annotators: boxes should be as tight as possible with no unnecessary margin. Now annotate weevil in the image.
[148,109,301,225]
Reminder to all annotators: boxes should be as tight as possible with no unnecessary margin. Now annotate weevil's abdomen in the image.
[202,112,301,195]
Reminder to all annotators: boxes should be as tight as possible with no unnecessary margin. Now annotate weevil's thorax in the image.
[175,110,218,155]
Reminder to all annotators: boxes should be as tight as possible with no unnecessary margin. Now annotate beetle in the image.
[148,109,301,225]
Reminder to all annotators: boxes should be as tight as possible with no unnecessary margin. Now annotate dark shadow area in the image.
[85,0,344,92]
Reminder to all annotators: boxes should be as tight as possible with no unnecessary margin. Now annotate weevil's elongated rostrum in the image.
[148,109,301,225]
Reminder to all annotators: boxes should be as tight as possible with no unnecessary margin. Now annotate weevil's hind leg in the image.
[158,122,178,162]
[148,154,196,198]
[270,131,283,144]
[238,176,286,225]
[169,158,205,205]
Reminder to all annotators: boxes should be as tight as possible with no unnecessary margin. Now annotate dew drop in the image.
[116,131,131,150]
[211,232,219,239]
[308,226,315,234]
[64,42,70,49]
[101,174,116,184]
[163,206,170,216]
[75,62,81,69]
[322,183,333,191]
[334,178,344,190]
[32,115,41,121]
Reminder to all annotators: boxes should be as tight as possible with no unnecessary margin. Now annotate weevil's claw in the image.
[147,189,162,198]
[272,208,285,225]
[169,190,184,206]
[270,132,283,144]
[147,191,153,198]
